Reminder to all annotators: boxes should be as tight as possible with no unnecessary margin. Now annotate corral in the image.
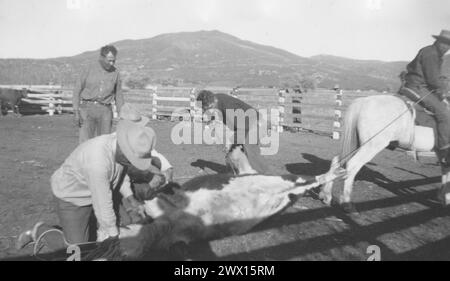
[1,97,450,260]
[1,85,385,139]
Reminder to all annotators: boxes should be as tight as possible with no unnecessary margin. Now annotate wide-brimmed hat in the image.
[117,120,156,170]
[119,103,150,126]
[433,30,450,45]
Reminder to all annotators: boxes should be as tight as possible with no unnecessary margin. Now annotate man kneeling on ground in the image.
[16,119,170,253]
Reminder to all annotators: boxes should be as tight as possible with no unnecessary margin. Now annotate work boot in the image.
[438,147,450,168]
[16,221,45,250]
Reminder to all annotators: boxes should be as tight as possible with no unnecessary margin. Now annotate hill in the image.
[0,30,449,91]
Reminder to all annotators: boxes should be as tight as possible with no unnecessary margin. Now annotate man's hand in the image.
[149,173,166,189]
[73,110,82,127]
[162,168,174,183]
[125,195,147,220]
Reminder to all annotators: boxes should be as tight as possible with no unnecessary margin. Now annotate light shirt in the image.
[51,133,172,237]
[51,133,130,237]
[72,61,124,111]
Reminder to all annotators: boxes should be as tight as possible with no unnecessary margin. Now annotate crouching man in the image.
[16,119,160,252]
[196,90,270,174]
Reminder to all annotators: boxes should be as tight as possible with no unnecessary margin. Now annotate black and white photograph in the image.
[1,0,450,265]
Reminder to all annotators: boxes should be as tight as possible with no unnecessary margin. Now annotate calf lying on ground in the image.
[105,156,344,260]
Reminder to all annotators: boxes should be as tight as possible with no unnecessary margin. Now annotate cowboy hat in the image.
[119,103,150,126]
[433,30,450,45]
[117,120,156,170]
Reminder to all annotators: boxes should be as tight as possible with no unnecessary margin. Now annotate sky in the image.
[0,0,449,61]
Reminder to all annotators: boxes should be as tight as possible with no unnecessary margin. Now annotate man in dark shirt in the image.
[196,90,270,174]
[399,30,450,165]
[73,45,125,143]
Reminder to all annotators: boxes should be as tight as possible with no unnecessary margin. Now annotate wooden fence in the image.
[1,85,386,139]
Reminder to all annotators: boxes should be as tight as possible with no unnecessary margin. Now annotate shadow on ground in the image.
[4,153,448,261]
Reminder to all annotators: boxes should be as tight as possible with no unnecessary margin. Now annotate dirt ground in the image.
[1,114,450,261]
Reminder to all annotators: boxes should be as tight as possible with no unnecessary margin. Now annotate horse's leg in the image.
[319,156,339,205]
[340,138,389,213]
[319,181,333,205]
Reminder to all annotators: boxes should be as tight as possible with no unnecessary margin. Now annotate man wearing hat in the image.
[399,29,450,166]
[118,103,174,201]
[16,119,164,251]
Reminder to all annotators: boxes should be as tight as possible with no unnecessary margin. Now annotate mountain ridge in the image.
[0,30,448,91]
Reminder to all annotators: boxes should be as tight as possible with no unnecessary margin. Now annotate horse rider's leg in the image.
[417,93,450,203]
[340,137,390,213]
[438,168,450,206]
[414,89,450,162]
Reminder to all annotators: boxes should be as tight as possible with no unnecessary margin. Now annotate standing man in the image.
[196,90,270,174]
[73,45,125,143]
[398,30,450,166]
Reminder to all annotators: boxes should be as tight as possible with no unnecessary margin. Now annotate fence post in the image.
[48,99,55,116]
[333,89,343,139]
[190,88,196,121]
[277,89,286,132]
[57,99,63,115]
[152,88,158,120]
[292,88,302,125]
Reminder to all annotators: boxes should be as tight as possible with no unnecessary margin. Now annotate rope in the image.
[337,89,436,167]
[32,229,100,261]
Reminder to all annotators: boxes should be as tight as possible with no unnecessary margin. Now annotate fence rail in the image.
[1,85,386,138]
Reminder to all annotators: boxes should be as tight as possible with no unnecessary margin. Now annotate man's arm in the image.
[72,69,88,126]
[114,73,124,114]
[119,173,134,199]
[119,173,147,220]
[151,150,173,182]
[151,150,172,171]
[422,50,446,98]
[72,69,87,112]
[86,165,119,238]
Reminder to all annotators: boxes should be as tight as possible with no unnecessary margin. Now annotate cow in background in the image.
[0,88,28,116]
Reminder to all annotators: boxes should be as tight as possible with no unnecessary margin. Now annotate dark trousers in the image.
[79,102,113,143]
[30,197,96,254]
[35,195,133,252]
[399,85,450,150]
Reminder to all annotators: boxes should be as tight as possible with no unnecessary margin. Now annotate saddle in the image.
[404,98,436,127]
[395,87,437,148]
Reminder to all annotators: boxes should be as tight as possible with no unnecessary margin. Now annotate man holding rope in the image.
[15,116,172,255]
[398,29,450,166]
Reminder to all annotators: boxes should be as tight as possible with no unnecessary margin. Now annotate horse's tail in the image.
[339,99,362,168]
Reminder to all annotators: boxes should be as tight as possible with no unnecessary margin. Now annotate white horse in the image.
[320,94,450,212]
